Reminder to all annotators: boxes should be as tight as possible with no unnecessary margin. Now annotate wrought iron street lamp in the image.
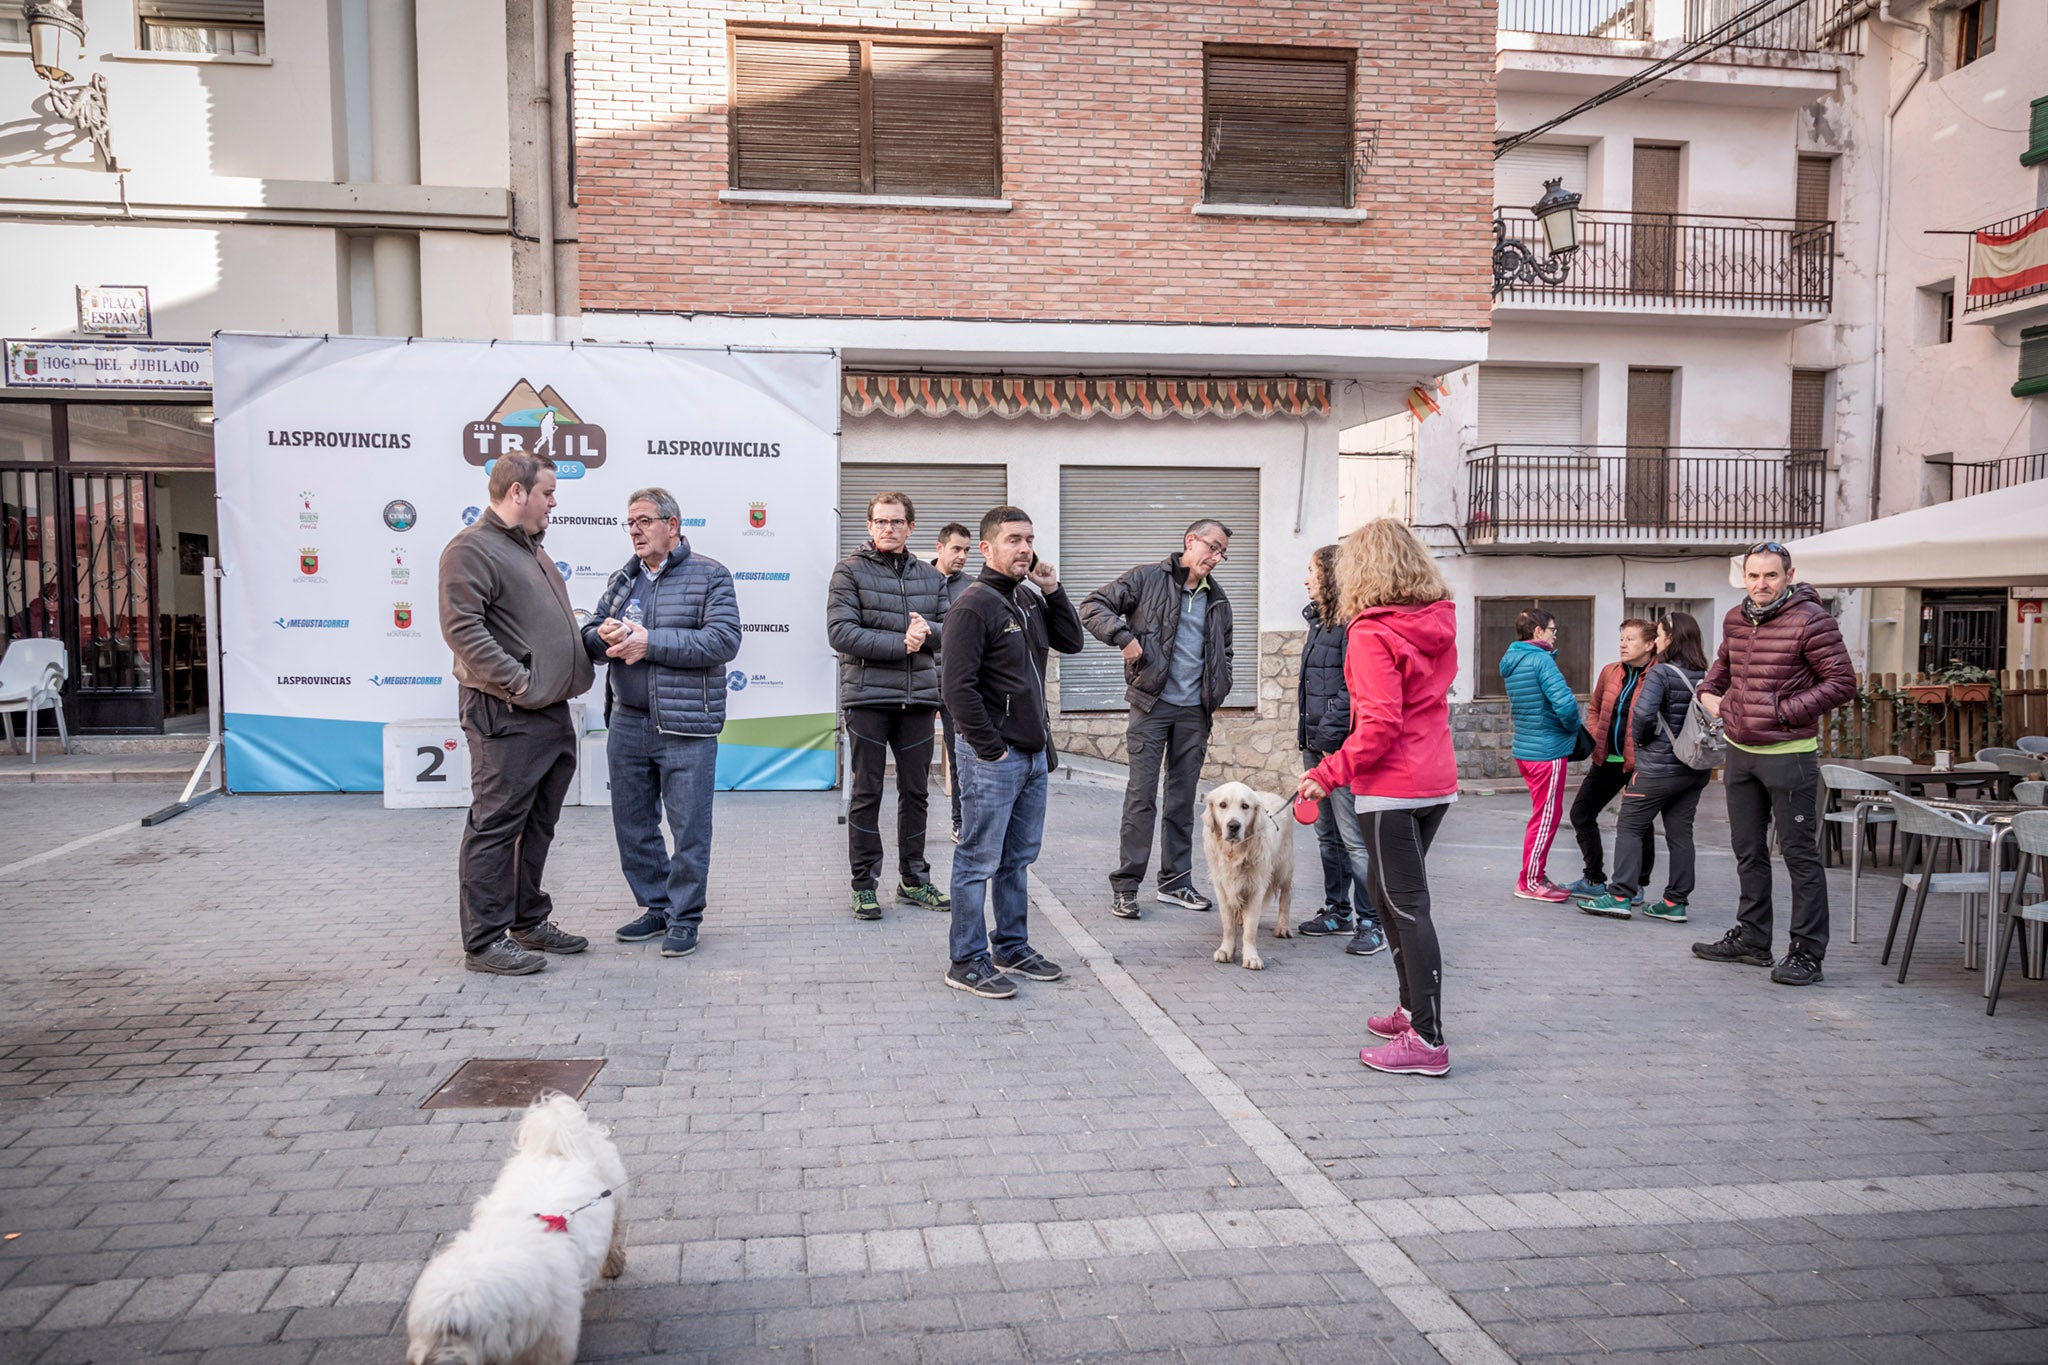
[1492,177,1582,297]
[22,1,114,168]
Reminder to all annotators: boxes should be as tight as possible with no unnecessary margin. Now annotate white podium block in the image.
[384,721,473,808]
[579,731,612,807]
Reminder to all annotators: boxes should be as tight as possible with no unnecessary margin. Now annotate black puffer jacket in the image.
[1079,554,1233,714]
[1297,602,1351,755]
[827,544,950,709]
[1630,660,1709,781]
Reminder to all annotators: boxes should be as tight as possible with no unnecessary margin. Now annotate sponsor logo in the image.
[748,502,767,530]
[389,546,411,585]
[741,622,790,633]
[570,563,606,580]
[383,499,417,531]
[268,430,412,449]
[646,439,783,458]
[297,491,318,531]
[554,560,571,582]
[679,517,707,527]
[390,603,417,636]
[294,547,326,583]
[733,571,791,582]
[731,670,784,691]
[274,617,348,630]
[462,505,482,526]
[277,675,352,685]
[549,514,619,527]
[464,380,606,475]
[727,670,748,692]
[369,674,443,686]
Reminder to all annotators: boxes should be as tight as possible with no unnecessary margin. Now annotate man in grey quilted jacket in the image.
[583,487,741,961]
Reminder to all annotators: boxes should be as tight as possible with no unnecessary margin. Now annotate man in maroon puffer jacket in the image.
[1691,543,1857,986]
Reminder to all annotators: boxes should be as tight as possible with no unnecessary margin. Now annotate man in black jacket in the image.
[939,505,1086,999]
[1080,521,1234,919]
[828,492,953,921]
[931,522,974,844]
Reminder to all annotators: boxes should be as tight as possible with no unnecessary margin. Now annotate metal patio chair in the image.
[1988,811,2048,1016]
[1820,763,1898,941]
[1881,794,2018,984]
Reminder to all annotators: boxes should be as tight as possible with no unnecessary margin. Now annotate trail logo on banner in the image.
[463,380,607,476]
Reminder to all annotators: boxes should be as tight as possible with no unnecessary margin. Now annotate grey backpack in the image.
[1658,665,1726,770]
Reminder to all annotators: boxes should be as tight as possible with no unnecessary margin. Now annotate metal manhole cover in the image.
[421,1058,605,1109]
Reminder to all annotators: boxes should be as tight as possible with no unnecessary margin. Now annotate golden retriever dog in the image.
[1201,781,1294,970]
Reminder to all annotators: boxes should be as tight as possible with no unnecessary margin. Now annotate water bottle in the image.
[623,599,644,629]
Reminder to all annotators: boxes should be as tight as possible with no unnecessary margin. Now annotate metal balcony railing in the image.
[1962,210,2048,315]
[1942,453,2048,500]
[1493,209,1833,312]
[1465,446,1829,544]
[1498,0,1862,52]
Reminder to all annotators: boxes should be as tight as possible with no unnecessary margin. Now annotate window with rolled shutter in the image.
[1203,48,1353,208]
[2016,326,2048,398]
[1477,367,1586,448]
[2025,95,2048,167]
[1494,142,1588,213]
[138,0,264,55]
[1789,369,1830,458]
[729,30,999,198]
[837,463,1009,578]
[1057,468,1260,711]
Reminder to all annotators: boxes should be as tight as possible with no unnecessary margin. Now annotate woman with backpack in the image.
[1577,612,1711,922]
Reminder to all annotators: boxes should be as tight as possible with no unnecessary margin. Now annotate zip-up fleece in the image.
[1306,599,1460,801]
[438,507,593,708]
[939,566,1085,764]
[827,543,950,710]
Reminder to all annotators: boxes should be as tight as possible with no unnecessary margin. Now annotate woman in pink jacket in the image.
[1296,519,1460,1077]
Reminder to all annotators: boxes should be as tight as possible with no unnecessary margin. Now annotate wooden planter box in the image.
[1904,683,1951,705]
[1949,682,1993,703]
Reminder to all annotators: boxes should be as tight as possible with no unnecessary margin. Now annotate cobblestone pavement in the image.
[2,775,2046,1364]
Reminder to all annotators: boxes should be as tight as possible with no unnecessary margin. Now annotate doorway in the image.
[1630,142,1681,297]
[1919,591,2005,674]
[1625,367,1674,527]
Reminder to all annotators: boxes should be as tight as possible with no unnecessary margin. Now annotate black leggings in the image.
[1359,803,1449,1047]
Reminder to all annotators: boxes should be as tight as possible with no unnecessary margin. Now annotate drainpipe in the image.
[1869,0,1931,525]
[366,0,421,336]
[531,0,557,341]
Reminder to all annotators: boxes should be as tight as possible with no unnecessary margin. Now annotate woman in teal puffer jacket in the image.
[1498,610,1583,901]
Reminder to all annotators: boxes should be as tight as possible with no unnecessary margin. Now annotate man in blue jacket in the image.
[1499,609,1584,901]
[584,487,742,960]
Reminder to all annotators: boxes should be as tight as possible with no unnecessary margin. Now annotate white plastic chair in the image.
[2017,781,2046,806]
[0,639,69,764]
[1821,764,1898,942]
[2016,737,2048,756]
[1988,811,2048,1015]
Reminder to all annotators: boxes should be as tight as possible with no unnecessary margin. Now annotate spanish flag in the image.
[1969,209,2048,298]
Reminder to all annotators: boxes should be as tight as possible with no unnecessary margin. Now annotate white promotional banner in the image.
[213,333,839,792]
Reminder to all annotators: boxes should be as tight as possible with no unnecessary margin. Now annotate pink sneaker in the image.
[1366,1006,1410,1040]
[1513,880,1570,903]
[1360,1031,1450,1077]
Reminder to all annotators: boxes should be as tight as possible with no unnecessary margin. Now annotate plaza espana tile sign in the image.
[4,339,211,391]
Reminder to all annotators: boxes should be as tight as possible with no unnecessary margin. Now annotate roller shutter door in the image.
[837,463,1009,576]
[1058,467,1260,711]
[1495,142,1588,213]
[1477,366,1586,447]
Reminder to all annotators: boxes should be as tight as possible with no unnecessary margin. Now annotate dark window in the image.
[1202,47,1353,208]
[1940,286,1955,344]
[1956,0,1995,68]
[728,29,999,198]
[138,1,264,56]
[1476,597,1593,699]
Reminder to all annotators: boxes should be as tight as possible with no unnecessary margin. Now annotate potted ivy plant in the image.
[1933,661,1997,705]
[1903,680,1951,705]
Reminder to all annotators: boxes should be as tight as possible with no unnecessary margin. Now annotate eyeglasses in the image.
[1193,536,1229,563]
[869,517,909,529]
[625,515,672,531]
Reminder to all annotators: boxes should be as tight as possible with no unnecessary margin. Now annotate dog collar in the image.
[535,1188,612,1233]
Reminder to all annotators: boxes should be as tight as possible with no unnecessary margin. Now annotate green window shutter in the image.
[2017,326,2048,398]
[2025,96,2048,167]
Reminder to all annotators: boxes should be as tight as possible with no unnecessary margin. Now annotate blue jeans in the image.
[948,743,1048,965]
[607,706,716,929]
[1305,749,1378,926]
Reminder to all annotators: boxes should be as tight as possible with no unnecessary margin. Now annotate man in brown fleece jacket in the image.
[438,451,595,976]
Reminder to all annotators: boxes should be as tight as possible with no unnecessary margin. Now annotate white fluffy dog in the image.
[1201,781,1295,971]
[406,1093,629,1365]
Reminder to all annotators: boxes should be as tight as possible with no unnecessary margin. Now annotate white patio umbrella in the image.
[1726,479,2048,589]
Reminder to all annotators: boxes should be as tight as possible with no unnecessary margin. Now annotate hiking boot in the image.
[944,958,1017,999]
[1298,906,1353,936]
[1564,877,1604,899]
[1365,1005,1410,1040]
[992,949,1065,982]
[1513,880,1570,903]
[898,881,951,911]
[1692,927,1773,967]
[1771,950,1824,986]
[1346,922,1388,957]
[464,937,545,976]
[615,909,668,943]
[1642,898,1689,923]
[1360,1031,1450,1077]
[510,921,589,955]
[852,889,883,921]
[659,924,698,958]
[1110,892,1142,920]
[1157,885,1214,912]
[1576,891,1634,920]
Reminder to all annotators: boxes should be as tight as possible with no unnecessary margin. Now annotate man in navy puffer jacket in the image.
[584,487,741,960]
